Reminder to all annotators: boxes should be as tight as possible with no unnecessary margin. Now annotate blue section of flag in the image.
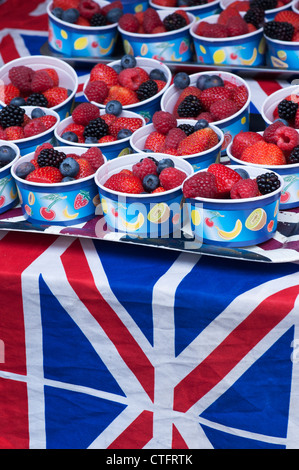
[21,32,48,57]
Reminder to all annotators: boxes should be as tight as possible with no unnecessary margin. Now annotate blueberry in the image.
[85,136,98,144]
[105,100,122,116]
[157,158,174,174]
[174,72,190,89]
[0,145,16,166]
[202,75,224,90]
[15,161,35,179]
[149,68,167,82]
[61,8,80,23]
[177,0,189,5]
[62,176,76,182]
[52,7,63,18]
[196,75,211,90]
[273,118,289,126]
[194,119,209,131]
[143,174,160,192]
[111,64,123,74]
[234,168,250,179]
[121,54,136,69]
[59,157,80,177]
[62,131,78,142]
[117,128,132,139]
[10,97,26,106]
[106,7,123,23]
[141,156,159,165]
[31,107,46,119]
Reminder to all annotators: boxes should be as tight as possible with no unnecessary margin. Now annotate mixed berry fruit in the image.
[118,8,190,34]
[263,11,299,41]
[84,55,167,108]
[230,120,299,165]
[104,157,187,194]
[172,73,248,123]
[152,0,214,7]
[0,65,69,108]
[142,110,219,156]
[15,143,105,184]
[0,144,17,169]
[183,163,280,199]
[51,0,123,26]
[272,94,299,128]
[59,102,143,144]
[0,105,57,141]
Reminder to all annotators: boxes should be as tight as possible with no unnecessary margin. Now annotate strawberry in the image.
[241,141,286,165]
[207,163,242,197]
[274,10,299,29]
[43,87,68,107]
[98,135,116,143]
[104,172,144,194]
[200,86,234,111]
[108,116,143,138]
[159,167,187,190]
[62,123,85,138]
[90,63,119,87]
[144,131,166,152]
[152,186,166,193]
[30,70,54,93]
[175,9,189,24]
[100,113,117,126]
[227,0,250,11]
[153,80,166,93]
[177,127,219,156]
[135,67,150,84]
[26,166,62,184]
[232,85,248,110]
[81,147,105,171]
[37,114,58,130]
[74,190,91,209]
[102,0,123,14]
[0,84,20,105]
[40,68,59,87]
[196,22,227,38]
[104,85,138,106]
[52,0,80,9]
[72,102,100,126]
[209,99,239,121]
[74,157,94,179]
[5,126,24,140]
[230,131,264,159]
[217,6,240,25]
[0,127,7,140]
[230,178,259,199]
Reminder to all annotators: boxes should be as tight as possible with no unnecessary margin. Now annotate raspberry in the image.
[52,0,79,9]
[8,65,34,94]
[23,119,47,137]
[226,15,249,36]
[230,178,259,199]
[78,0,101,19]
[30,70,54,93]
[132,157,158,182]
[118,13,139,32]
[117,68,143,91]
[159,167,187,190]
[135,67,150,84]
[84,80,108,103]
[143,8,163,33]
[196,22,228,38]
[163,127,186,149]
[274,126,299,152]
[152,111,177,135]
[81,147,105,171]
[209,99,239,121]
[263,120,285,143]
[34,143,54,158]
[72,102,100,126]
[183,172,218,198]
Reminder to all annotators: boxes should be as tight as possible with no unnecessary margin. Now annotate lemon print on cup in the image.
[213,49,226,64]
[74,36,88,50]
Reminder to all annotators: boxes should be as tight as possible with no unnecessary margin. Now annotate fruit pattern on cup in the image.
[172,73,248,123]
[182,162,281,200]
[142,110,219,156]
[272,94,299,128]
[0,145,17,169]
[0,65,69,108]
[151,0,215,7]
[118,7,190,34]
[230,120,299,165]
[50,0,124,27]
[85,55,168,108]
[60,102,144,144]
[104,157,188,194]
[263,10,299,41]
[15,142,105,184]
[0,106,57,141]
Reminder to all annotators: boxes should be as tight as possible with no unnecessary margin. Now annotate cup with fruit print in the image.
[11,145,106,226]
[95,152,194,237]
[149,0,221,21]
[0,55,78,120]
[220,0,293,21]
[183,163,283,247]
[0,141,20,214]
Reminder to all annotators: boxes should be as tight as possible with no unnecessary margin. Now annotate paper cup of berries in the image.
[161,71,251,153]
[227,123,299,209]
[55,102,146,160]
[130,110,224,171]
[183,163,283,247]
[0,55,78,120]
[261,84,299,127]
[0,105,60,155]
[220,0,293,21]
[262,11,299,68]
[149,0,221,21]
[117,8,195,61]
[190,9,266,66]
[95,152,194,236]
[11,144,106,226]
[83,56,172,123]
[0,141,20,214]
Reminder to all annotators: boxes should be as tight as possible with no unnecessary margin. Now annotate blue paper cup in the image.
[121,0,149,13]
[84,57,172,123]
[261,84,299,125]
[220,0,292,20]
[47,0,119,58]
[0,55,78,120]
[130,121,224,171]
[184,165,283,247]
[55,110,146,160]
[190,13,265,66]
[11,146,106,226]
[149,0,221,20]
[95,152,194,236]
[264,33,299,69]
[117,10,196,61]
[0,140,20,213]
[161,70,251,154]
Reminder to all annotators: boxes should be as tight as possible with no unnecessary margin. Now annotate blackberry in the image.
[26,93,48,107]
[90,13,107,26]
[188,0,208,5]
[244,7,265,28]
[37,148,67,168]
[163,13,187,31]
[256,172,281,194]
[264,21,294,41]
[287,145,299,164]
[278,99,298,120]
[136,80,158,101]
[250,0,277,10]
[83,117,109,140]
[178,123,195,136]
[0,104,25,129]
[177,95,202,118]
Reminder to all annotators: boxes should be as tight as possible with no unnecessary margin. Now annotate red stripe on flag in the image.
[0,34,20,64]
[173,285,299,413]
[256,79,283,96]
[61,239,155,402]
[172,425,189,449]
[108,410,153,449]
[0,231,58,375]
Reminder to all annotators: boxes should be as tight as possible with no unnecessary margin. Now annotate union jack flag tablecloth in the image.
[1,0,299,451]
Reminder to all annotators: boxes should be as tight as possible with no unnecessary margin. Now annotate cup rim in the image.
[220,0,292,13]
[260,85,299,124]
[0,140,20,172]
